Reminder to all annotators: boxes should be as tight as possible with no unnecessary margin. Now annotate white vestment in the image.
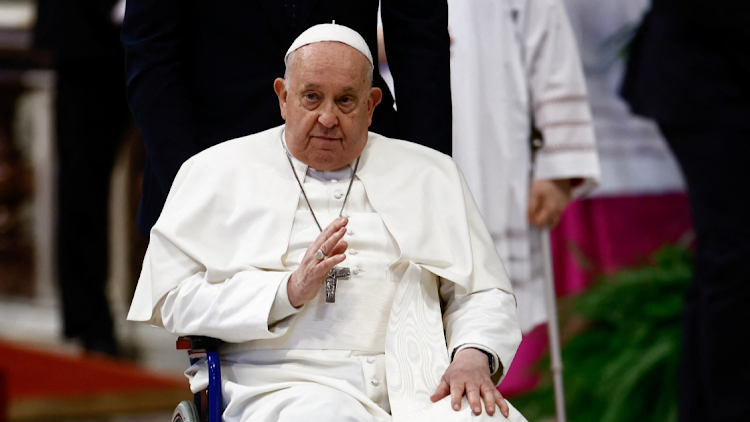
[128,126,526,421]
[449,0,601,331]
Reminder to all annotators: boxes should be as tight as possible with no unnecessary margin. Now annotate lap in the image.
[195,350,391,422]
[225,382,388,422]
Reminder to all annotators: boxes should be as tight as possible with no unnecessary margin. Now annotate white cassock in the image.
[449,0,601,332]
[128,126,527,422]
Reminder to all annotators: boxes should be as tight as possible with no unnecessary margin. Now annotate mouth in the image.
[311,135,341,142]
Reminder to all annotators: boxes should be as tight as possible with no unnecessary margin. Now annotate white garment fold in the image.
[450,0,600,331]
[129,126,524,421]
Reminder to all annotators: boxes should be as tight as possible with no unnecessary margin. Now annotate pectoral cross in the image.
[325,265,350,303]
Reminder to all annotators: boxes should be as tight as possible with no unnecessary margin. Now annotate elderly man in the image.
[128,24,525,422]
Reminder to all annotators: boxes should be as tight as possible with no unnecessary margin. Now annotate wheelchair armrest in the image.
[176,336,224,351]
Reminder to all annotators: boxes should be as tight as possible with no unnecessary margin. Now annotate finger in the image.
[312,253,347,280]
[322,252,346,268]
[430,378,450,403]
[481,385,496,416]
[465,385,482,415]
[536,208,552,227]
[309,225,347,263]
[329,239,348,256]
[529,194,548,227]
[318,227,348,259]
[536,206,554,228]
[528,207,541,227]
[527,190,540,220]
[530,207,547,227]
[494,389,509,418]
[550,200,566,220]
[312,217,348,250]
[328,216,348,231]
[450,380,465,411]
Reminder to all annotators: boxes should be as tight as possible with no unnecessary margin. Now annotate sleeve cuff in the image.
[452,343,501,376]
[268,274,301,325]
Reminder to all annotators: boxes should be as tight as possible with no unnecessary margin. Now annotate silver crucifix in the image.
[325,265,350,303]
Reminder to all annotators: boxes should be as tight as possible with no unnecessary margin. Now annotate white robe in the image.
[128,126,526,421]
[449,0,601,332]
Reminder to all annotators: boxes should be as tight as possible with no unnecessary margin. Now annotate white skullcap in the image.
[285,22,373,66]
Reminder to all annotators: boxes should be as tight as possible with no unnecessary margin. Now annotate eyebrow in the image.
[301,84,359,93]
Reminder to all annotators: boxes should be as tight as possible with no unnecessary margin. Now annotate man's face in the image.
[274,42,382,171]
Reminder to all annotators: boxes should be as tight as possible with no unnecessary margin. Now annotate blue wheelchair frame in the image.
[176,336,223,422]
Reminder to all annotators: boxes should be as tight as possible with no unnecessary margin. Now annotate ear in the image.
[273,78,288,120]
[367,87,383,126]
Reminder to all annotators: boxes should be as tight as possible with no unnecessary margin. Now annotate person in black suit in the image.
[621,1,750,420]
[121,0,453,235]
[34,0,131,356]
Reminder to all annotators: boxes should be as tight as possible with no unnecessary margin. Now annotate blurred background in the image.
[0,0,186,420]
[0,0,698,421]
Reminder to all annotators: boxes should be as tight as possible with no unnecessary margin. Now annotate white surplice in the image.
[128,125,527,421]
[449,0,601,332]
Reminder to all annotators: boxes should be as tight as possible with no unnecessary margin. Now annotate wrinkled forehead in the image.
[291,41,370,67]
[286,42,373,86]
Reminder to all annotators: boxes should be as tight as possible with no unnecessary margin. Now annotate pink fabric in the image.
[499,324,548,397]
[499,193,692,396]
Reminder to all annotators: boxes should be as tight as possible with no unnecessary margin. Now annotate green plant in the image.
[511,245,692,422]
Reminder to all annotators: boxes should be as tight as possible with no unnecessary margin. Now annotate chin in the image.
[310,162,342,171]
[306,154,335,170]
[311,156,351,171]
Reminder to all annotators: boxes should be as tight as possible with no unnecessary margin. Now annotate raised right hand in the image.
[287,217,349,307]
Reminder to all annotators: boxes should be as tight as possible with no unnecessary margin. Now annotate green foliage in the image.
[511,246,692,422]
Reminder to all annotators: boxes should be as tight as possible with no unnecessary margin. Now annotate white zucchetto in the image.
[285,22,373,66]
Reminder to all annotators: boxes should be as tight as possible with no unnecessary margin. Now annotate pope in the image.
[128,23,527,422]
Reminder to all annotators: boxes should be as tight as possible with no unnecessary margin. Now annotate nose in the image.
[317,103,339,128]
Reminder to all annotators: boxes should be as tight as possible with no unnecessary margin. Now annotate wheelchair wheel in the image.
[172,400,199,422]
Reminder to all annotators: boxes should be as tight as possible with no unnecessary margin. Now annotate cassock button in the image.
[334,191,344,199]
[371,379,380,387]
[366,357,375,364]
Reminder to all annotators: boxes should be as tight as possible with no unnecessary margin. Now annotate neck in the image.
[307,165,353,182]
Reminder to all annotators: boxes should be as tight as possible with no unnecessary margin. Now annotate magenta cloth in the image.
[499,193,692,396]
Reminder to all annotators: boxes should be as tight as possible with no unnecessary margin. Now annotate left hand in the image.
[430,348,509,418]
[527,179,574,228]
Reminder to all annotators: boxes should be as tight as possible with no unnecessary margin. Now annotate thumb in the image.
[528,188,543,224]
[430,378,450,403]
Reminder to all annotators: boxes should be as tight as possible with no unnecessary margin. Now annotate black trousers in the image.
[55,55,130,353]
[659,123,750,422]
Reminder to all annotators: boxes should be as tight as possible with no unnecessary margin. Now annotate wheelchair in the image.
[172,336,224,422]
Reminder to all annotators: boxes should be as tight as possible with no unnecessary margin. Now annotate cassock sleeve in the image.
[381,0,453,155]
[128,153,301,342]
[440,282,518,379]
[437,169,522,385]
[522,0,600,197]
[159,273,301,343]
[136,231,300,342]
